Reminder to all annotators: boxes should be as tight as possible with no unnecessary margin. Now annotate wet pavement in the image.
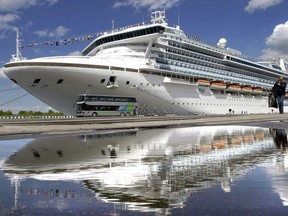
[0,125,288,215]
[1,113,288,139]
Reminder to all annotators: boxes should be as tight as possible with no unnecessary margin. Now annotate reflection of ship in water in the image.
[3,126,278,213]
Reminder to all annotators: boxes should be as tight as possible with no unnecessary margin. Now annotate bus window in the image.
[128,97,136,102]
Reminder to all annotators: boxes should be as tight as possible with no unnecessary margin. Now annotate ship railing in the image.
[182,33,254,61]
[156,64,271,89]
[101,21,151,37]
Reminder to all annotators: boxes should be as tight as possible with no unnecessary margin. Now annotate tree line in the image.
[0,110,64,117]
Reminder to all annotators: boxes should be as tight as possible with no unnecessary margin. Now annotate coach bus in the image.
[75,94,138,117]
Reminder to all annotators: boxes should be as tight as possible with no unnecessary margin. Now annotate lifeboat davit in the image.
[196,79,210,86]
[210,82,226,89]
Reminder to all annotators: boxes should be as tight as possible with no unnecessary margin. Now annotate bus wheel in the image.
[92,112,98,117]
[120,112,125,117]
[126,112,131,116]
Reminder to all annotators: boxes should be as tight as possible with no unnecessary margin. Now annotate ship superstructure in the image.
[3,11,288,115]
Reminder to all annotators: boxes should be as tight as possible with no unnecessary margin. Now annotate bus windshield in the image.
[75,94,138,117]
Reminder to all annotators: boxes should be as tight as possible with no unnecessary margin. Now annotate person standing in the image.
[273,76,287,114]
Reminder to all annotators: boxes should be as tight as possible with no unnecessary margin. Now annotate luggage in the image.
[268,93,278,108]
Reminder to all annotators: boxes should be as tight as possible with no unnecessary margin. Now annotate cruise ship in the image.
[3,11,288,116]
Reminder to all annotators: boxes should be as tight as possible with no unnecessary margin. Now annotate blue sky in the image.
[0,0,288,113]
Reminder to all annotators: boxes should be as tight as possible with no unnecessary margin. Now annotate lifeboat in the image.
[255,132,264,141]
[241,86,253,92]
[242,134,254,144]
[210,82,226,89]
[196,79,210,86]
[227,84,241,91]
[253,87,263,94]
[230,136,242,145]
[212,139,228,149]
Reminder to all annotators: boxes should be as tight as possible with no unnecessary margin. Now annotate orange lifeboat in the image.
[230,136,242,145]
[253,87,263,94]
[210,82,226,89]
[255,132,264,141]
[227,84,241,91]
[241,86,253,92]
[196,79,210,86]
[242,134,254,144]
[212,139,228,149]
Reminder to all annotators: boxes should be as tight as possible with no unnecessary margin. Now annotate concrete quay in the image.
[1,114,288,139]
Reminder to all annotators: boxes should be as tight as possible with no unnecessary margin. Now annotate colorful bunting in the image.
[21,32,98,49]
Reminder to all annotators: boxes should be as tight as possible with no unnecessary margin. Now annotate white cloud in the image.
[46,0,58,6]
[245,0,283,13]
[0,0,37,12]
[114,0,181,11]
[0,13,19,34]
[0,0,58,37]
[33,29,49,37]
[69,51,82,56]
[259,21,288,60]
[34,25,69,38]
[0,0,58,12]
[48,25,69,38]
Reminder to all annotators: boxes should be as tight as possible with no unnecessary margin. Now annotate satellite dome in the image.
[217,38,227,48]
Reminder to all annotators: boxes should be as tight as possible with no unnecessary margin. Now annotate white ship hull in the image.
[4,57,275,116]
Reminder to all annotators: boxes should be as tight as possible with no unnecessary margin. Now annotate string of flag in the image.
[20,32,104,49]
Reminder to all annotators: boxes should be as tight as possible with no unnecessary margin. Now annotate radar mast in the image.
[151,11,167,25]
[11,29,24,62]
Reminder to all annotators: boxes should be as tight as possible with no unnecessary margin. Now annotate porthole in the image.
[33,78,41,84]
[56,79,64,84]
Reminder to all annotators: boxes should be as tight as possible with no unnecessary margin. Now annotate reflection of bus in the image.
[75,94,138,117]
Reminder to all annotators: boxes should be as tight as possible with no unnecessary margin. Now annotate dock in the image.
[1,114,288,139]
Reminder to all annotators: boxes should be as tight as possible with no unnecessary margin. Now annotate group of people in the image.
[273,76,287,114]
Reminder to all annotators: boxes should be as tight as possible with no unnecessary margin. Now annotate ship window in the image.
[111,67,124,71]
[82,25,165,55]
[126,81,130,85]
[56,79,64,84]
[126,68,138,72]
[100,79,105,83]
[33,79,41,84]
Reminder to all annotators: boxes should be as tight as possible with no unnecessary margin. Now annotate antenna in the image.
[112,19,115,32]
[11,29,24,62]
[177,7,180,28]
